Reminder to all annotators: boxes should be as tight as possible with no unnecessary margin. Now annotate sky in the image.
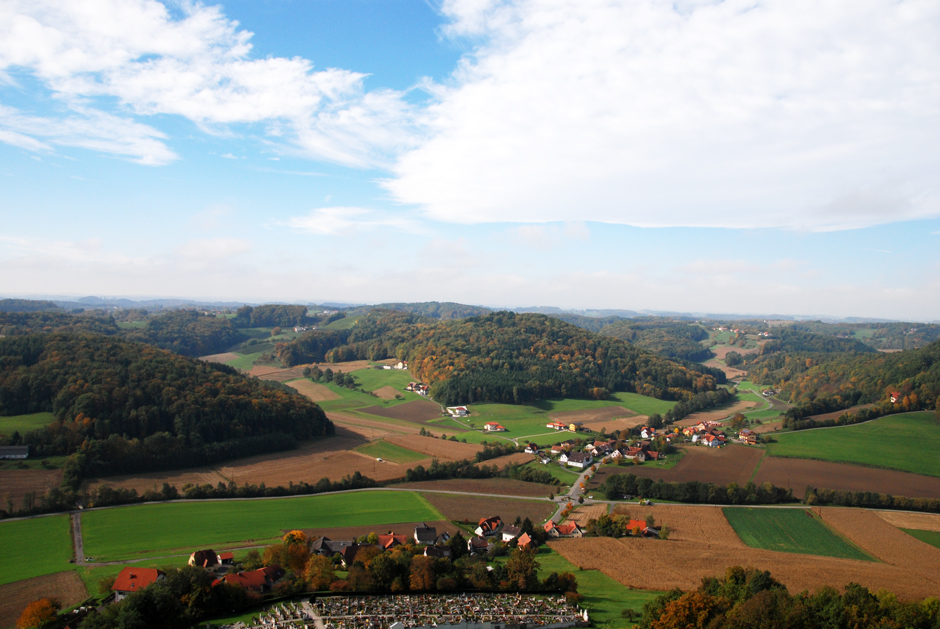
[1,0,939,320]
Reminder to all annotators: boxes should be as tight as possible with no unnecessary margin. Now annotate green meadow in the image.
[766,412,940,477]
[901,529,940,550]
[723,508,874,561]
[81,491,443,561]
[0,411,56,435]
[0,515,74,585]
[355,440,429,464]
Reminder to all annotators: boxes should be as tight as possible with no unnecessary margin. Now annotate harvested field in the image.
[752,420,784,434]
[86,467,226,495]
[821,507,940,582]
[566,504,609,527]
[483,452,539,469]
[199,352,239,363]
[807,404,875,423]
[587,446,764,489]
[360,400,450,425]
[286,379,341,402]
[328,412,421,438]
[612,504,744,547]
[711,345,761,360]
[422,493,555,526]
[551,534,940,600]
[875,511,940,532]
[674,400,758,426]
[373,386,401,400]
[703,358,747,380]
[390,478,558,498]
[0,469,62,512]
[754,457,940,499]
[581,415,649,434]
[247,360,375,382]
[0,571,87,629]
[300,519,460,544]
[384,435,482,461]
[548,406,636,423]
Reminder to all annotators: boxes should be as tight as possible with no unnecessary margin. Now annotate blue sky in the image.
[1,0,939,320]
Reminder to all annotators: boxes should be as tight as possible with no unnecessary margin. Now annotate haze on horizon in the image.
[1,0,939,321]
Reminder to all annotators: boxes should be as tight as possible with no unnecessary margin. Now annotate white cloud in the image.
[220,153,237,159]
[510,221,590,249]
[284,207,421,235]
[174,237,252,259]
[386,0,940,231]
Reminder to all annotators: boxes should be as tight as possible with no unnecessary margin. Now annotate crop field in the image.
[0,412,56,435]
[328,412,423,439]
[0,469,63,511]
[372,386,400,400]
[524,461,580,485]
[81,490,443,561]
[359,400,450,425]
[722,507,873,561]
[420,492,555,526]
[0,572,87,629]
[902,529,940,549]
[612,503,745,547]
[286,378,341,402]
[355,440,428,464]
[383,434,482,461]
[766,412,940,477]
[674,399,759,426]
[875,510,940,532]
[0,515,73,585]
[588,445,764,489]
[566,504,608,527]
[390,478,559,498]
[754,456,940,499]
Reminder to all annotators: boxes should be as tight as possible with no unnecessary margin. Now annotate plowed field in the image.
[588,446,764,489]
[567,504,609,527]
[86,467,226,495]
[551,534,940,599]
[482,452,538,469]
[422,493,556,526]
[0,469,62,512]
[702,358,747,380]
[875,511,940,532]
[612,504,744,546]
[328,412,421,438]
[390,478,558,498]
[287,379,341,402]
[360,400,449,425]
[384,435,482,461]
[548,406,636,423]
[674,400,758,426]
[0,571,87,629]
[807,404,875,423]
[754,457,940,499]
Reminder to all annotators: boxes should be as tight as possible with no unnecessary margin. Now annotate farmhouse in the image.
[547,421,568,431]
[378,533,411,549]
[414,522,437,545]
[544,521,582,538]
[501,524,522,542]
[524,443,539,454]
[484,422,506,432]
[0,445,28,459]
[568,422,583,432]
[447,406,469,417]
[423,545,452,559]
[890,391,902,403]
[468,536,494,554]
[566,452,593,469]
[219,565,284,593]
[517,532,533,548]
[188,549,221,570]
[476,516,503,537]
[113,568,165,601]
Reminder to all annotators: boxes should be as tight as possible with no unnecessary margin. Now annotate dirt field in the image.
[384,435,482,461]
[390,478,559,498]
[300,520,460,543]
[875,511,940,532]
[612,503,745,546]
[674,400,758,426]
[328,412,422,439]
[754,457,940,499]
[702,358,748,380]
[373,386,401,401]
[0,571,87,629]
[0,469,63,511]
[360,400,451,426]
[287,379,341,402]
[566,504,609,527]
[752,420,784,434]
[806,404,875,423]
[710,345,762,360]
[247,360,377,381]
[199,352,239,363]
[421,493,556,526]
[548,406,635,423]
[588,446,765,489]
[581,415,650,434]
[482,452,539,469]
[86,467,227,495]
[551,532,940,600]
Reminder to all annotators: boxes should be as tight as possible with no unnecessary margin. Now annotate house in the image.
[468,536,493,554]
[566,452,593,469]
[517,533,533,548]
[340,544,366,568]
[547,421,568,431]
[113,568,164,601]
[568,422,584,432]
[626,519,648,535]
[377,533,411,550]
[640,427,656,439]
[890,391,902,403]
[311,537,355,557]
[524,443,539,454]
[476,516,503,537]
[550,444,567,455]
[414,523,437,545]
[0,446,28,460]
[483,422,506,432]
[395,361,408,370]
[218,552,234,565]
[424,545,452,559]
[447,406,469,417]
[539,455,552,465]
[609,449,623,460]
[544,521,582,538]
[188,549,221,570]
[558,452,570,464]
[501,525,522,542]
[435,532,451,544]
[220,565,284,593]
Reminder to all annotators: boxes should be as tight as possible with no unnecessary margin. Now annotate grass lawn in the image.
[355,440,429,464]
[0,411,56,435]
[524,461,581,485]
[74,556,190,597]
[344,367,420,395]
[723,508,875,561]
[766,412,940,477]
[81,491,443,561]
[227,351,267,371]
[536,547,662,628]
[900,528,940,550]
[0,515,74,585]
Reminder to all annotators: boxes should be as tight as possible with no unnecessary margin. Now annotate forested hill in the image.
[0,333,332,476]
[364,301,492,319]
[123,309,246,357]
[277,310,724,405]
[0,298,61,312]
[758,328,875,355]
[0,311,120,336]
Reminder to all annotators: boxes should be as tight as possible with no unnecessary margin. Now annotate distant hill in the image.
[0,311,120,336]
[0,299,61,313]
[364,301,492,319]
[122,309,246,357]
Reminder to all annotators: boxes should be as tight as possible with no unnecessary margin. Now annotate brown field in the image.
[875,510,940,532]
[300,519,460,543]
[0,469,63,511]
[384,435,482,461]
[587,446,765,489]
[421,493,556,526]
[754,457,940,499]
[548,406,635,423]
[751,420,784,434]
[878,349,904,353]
[612,503,744,546]
[481,452,539,469]
[372,386,401,401]
[199,352,239,363]
[360,400,449,425]
[806,404,875,423]
[550,534,940,599]
[702,358,747,380]
[286,379,341,402]
[582,415,650,434]
[328,412,422,438]
[247,361,376,382]
[674,400,758,426]
[86,467,227,495]
[710,344,762,360]
[566,504,609,527]
[390,478,559,498]
[0,571,87,629]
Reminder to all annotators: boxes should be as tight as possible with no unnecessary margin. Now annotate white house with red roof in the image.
[113,568,165,601]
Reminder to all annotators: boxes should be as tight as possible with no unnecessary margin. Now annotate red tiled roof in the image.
[627,519,648,533]
[377,533,410,549]
[112,568,163,593]
[218,552,234,560]
[555,522,580,535]
[517,533,532,547]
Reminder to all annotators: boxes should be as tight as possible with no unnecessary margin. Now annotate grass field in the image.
[0,412,56,435]
[81,491,442,561]
[723,508,875,561]
[766,412,940,477]
[0,515,74,585]
[523,461,581,485]
[901,528,940,550]
[355,440,428,464]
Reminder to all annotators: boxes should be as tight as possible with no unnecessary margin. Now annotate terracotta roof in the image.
[517,533,532,547]
[218,552,234,561]
[478,516,502,532]
[377,533,410,549]
[112,568,163,593]
[627,519,648,533]
[555,522,580,536]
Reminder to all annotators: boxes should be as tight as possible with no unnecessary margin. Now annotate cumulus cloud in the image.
[385,0,940,231]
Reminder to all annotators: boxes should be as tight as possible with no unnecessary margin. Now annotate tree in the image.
[17,599,59,629]
[409,556,437,591]
[272,326,282,336]
[242,549,263,570]
[304,555,335,590]
[651,591,722,629]
[505,547,540,591]
[283,530,307,546]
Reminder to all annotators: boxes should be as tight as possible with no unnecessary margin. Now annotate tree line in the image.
[600,473,796,505]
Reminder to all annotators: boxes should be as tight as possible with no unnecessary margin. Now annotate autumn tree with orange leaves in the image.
[17,599,59,629]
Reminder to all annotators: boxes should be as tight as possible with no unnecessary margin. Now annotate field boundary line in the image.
[808,509,881,563]
[748,452,766,484]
